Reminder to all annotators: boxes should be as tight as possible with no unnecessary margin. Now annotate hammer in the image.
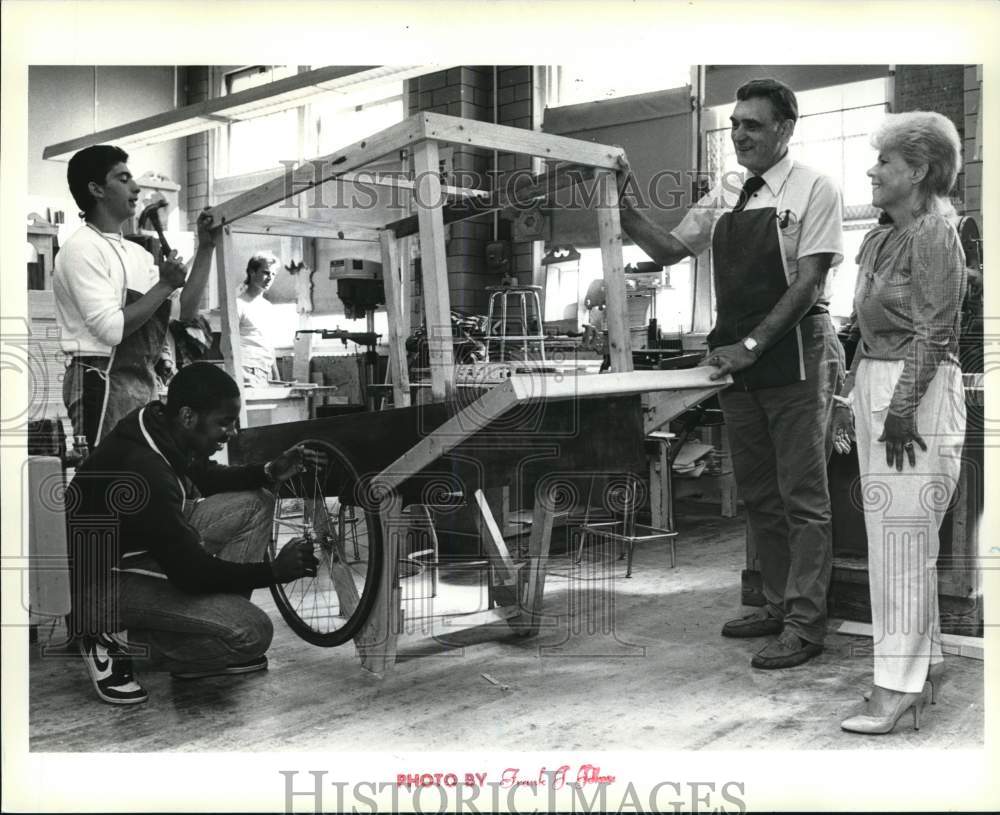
[137,196,172,260]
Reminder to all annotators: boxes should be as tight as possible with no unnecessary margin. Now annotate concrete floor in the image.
[29,503,984,752]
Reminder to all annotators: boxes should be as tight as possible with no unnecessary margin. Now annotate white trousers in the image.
[853,359,965,693]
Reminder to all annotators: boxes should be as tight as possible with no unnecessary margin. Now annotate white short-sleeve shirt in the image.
[671,154,844,303]
[237,291,276,372]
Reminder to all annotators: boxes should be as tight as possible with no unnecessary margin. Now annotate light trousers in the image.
[853,359,965,693]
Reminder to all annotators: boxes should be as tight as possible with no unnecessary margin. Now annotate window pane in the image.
[221,66,298,176]
[556,64,690,106]
[312,89,405,156]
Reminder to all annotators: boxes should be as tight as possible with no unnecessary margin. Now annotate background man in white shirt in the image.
[237,251,281,388]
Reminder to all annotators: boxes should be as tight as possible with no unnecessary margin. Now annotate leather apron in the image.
[708,206,805,390]
[92,230,171,442]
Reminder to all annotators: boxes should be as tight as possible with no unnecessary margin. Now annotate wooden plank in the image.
[385,200,492,240]
[371,370,730,494]
[596,170,632,372]
[43,66,380,160]
[307,499,360,617]
[209,116,425,227]
[508,367,730,404]
[27,457,71,624]
[420,112,625,169]
[412,139,456,402]
[433,606,520,632]
[378,230,411,408]
[373,384,516,493]
[648,439,670,529]
[836,620,983,660]
[474,489,517,587]
[641,383,730,434]
[355,495,403,676]
[515,495,556,636]
[215,228,248,428]
[292,331,313,385]
[384,163,598,239]
[231,214,380,242]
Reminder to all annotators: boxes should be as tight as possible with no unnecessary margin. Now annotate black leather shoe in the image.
[751,630,823,669]
[721,609,783,638]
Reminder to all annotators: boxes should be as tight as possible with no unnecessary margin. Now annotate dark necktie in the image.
[733,175,766,213]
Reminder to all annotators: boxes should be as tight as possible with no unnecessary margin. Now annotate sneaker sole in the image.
[171,658,268,681]
[79,643,148,705]
[94,688,149,705]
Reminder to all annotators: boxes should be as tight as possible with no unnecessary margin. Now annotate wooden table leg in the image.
[355,493,403,675]
[515,495,556,636]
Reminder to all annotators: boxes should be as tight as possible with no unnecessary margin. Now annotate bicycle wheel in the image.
[268,439,383,647]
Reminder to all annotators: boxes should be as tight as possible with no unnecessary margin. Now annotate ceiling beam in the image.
[42,65,439,161]
[229,213,380,242]
[207,115,426,226]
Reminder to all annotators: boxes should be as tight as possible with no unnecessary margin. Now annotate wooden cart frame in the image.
[209,113,730,675]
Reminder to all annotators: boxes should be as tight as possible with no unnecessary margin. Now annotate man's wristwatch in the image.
[741,336,761,357]
[263,460,277,484]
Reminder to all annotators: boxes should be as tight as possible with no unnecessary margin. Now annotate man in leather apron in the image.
[620,79,844,669]
[54,145,216,451]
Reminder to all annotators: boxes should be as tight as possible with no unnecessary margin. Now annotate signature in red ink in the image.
[576,765,616,785]
[500,766,571,789]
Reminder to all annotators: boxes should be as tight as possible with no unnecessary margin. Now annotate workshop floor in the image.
[28,503,984,752]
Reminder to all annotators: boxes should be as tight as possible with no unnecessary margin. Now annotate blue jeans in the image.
[118,488,275,673]
[720,315,844,644]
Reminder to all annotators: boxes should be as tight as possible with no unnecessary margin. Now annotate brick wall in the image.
[893,65,969,209]
[962,65,982,221]
[495,66,537,295]
[406,66,537,316]
[183,66,211,229]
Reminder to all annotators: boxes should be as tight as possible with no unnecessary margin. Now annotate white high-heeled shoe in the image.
[841,687,926,735]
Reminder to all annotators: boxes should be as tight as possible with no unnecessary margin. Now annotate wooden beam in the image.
[384,163,598,239]
[231,213,380,242]
[371,369,731,494]
[214,227,247,428]
[378,230,411,408]
[596,169,632,372]
[355,494,403,675]
[43,66,380,161]
[837,620,983,660]
[420,112,625,169]
[208,116,425,227]
[308,499,360,616]
[385,199,492,240]
[642,384,731,434]
[507,367,728,403]
[411,139,455,402]
[516,494,556,636]
[474,489,518,588]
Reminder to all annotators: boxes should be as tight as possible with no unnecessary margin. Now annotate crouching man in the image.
[67,362,320,704]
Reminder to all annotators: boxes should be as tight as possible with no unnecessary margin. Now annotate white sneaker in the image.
[78,634,148,705]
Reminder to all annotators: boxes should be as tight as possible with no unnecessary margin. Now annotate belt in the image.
[68,354,110,367]
[804,305,828,317]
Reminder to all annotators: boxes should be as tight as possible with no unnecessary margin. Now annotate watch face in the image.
[743,338,758,351]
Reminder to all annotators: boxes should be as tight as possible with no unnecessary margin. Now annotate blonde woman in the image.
[834,111,966,735]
